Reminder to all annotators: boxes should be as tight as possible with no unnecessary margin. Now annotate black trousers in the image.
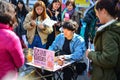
[63,67,74,80]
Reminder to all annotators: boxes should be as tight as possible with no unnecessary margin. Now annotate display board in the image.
[33,47,55,70]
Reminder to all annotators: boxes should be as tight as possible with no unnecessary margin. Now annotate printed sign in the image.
[33,47,54,70]
[75,0,90,7]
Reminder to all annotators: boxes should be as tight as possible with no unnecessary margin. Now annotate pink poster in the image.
[33,47,54,70]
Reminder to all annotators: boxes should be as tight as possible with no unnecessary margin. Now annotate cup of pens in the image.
[26,48,33,63]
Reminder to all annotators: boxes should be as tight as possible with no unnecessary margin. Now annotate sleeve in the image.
[23,12,34,30]
[7,33,25,68]
[83,7,96,24]
[38,17,53,34]
[48,34,62,51]
[38,25,53,34]
[71,38,86,61]
[88,31,119,68]
[46,9,57,20]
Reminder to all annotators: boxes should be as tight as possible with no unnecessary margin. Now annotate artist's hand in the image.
[54,57,59,62]
[58,55,65,59]
[54,55,65,61]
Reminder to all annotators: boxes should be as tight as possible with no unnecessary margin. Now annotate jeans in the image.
[28,35,46,49]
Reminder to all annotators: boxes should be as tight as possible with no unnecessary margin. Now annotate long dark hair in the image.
[47,0,61,12]
[16,0,28,17]
[66,0,76,9]
[95,0,120,20]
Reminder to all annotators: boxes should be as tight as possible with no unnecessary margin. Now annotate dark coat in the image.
[88,20,120,80]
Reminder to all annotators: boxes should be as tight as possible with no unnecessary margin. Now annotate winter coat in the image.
[49,33,86,61]
[23,12,53,45]
[62,8,81,26]
[88,20,120,80]
[0,23,24,80]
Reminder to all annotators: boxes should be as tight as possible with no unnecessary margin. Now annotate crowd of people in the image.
[0,0,120,80]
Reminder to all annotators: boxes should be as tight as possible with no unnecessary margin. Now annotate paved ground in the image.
[18,68,91,80]
[18,55,90,80]
[77,73,91,80]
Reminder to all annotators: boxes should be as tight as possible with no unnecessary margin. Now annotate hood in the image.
[97,19,120,34]
[108,20,120,34]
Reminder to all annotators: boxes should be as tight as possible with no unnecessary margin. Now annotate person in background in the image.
[46,0,61,49]
[0,1,24,80]
[86,0,120,80]
[37,0,50,7]
[15,0,28,48]
[49,20,86,80]
[9,0,17,5]
[47,0,61,21]
[23,1,53,49]
[62,0,67,10]
[61,0,81,34]
[83,1,98,49]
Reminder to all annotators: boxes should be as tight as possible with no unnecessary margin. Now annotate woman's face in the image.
[67,3,73,11]
[52,2,61,10]
[95,8,106,24]
[35,6,44,15]
[18,2,23,9]
[63,28,74,39]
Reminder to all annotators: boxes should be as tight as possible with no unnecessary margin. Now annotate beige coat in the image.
[23,12,53,45]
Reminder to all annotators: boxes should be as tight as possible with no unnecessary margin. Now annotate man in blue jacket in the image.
[49,20,86,80]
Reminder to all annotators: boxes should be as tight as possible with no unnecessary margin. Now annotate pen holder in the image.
[26,48,33,62]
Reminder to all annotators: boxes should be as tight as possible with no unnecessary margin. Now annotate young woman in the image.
[23,1,53,49]
[86,0,120,80]
[0,1,24,79]
[15,0,28,48]
[61,0,81,34]
[46,0,61,49]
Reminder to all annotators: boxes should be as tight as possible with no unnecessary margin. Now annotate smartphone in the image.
[65,13,70,20]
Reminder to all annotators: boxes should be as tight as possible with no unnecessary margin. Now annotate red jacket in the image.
[0,23,24,80]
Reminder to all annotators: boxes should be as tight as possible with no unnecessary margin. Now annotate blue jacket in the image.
[48,33,86,61]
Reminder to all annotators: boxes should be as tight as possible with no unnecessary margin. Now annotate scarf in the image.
[66,9,75,17]
[62,8,75,20]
